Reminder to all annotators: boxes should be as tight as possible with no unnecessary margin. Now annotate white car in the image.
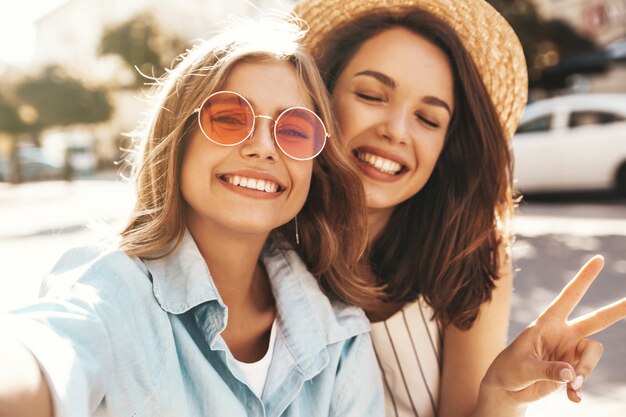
[43,131,98,174]
[512,94,626,194]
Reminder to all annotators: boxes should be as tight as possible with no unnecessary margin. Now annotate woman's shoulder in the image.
[262,245,371,343]
[38,244,151,306]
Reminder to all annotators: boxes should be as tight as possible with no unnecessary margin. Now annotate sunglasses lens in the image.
[275,108,327,160]
[199,92,254,145]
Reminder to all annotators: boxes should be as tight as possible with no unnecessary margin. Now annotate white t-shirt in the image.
[232,320,278,398]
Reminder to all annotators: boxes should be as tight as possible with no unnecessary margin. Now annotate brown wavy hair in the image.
[315,10,515,329]
[119,18,381,308]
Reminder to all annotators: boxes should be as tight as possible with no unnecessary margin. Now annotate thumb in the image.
[518,360,576,386]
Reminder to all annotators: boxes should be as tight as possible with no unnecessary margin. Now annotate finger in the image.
[543,255,605,320]
[566,339,603,403]
[517,359,576,388]
[573,339,603,388]
[571,296,626,337]
[566,387,582,403]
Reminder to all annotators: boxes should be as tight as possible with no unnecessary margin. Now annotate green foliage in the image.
[542,19,596,57]
[0,91,28,134]
[99,12,188,87]
[486,0,600,88]
[15,66,112,131]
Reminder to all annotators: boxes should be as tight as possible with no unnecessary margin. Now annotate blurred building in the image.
[34,0,298,77]
[25,0,626,169]
[534,0,626,43]
[532,0,626,94]
[31,0,298,167]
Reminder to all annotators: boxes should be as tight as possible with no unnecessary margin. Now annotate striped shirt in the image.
[371,298,443,417]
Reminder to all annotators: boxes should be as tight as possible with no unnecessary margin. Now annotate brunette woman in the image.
[293,1,626,416]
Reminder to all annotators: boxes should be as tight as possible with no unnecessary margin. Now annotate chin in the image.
[365,195,397,211]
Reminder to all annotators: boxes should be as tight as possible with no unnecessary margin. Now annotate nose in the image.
[240,116,279,161]
[376,106,411,145]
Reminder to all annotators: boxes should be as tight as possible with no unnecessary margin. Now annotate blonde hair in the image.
[119,18,381,308]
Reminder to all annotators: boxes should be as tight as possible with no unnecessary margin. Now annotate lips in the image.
[353,148,406,175]
[218,172,286,194]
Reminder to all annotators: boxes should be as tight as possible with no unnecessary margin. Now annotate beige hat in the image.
[293,0,528,139]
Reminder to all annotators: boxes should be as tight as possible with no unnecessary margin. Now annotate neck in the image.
[365,206,408,322]
[186,216,273,312]
[367,206,394,244]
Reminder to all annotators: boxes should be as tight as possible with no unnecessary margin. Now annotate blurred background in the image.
[0,0,625,415]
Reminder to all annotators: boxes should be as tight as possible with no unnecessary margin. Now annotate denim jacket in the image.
[4,231,383,417]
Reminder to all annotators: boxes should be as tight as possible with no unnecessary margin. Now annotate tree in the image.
[2,66,113,183]
[0,90,30,183]
[0,91,28,135]
[99,12,188,87]
[487,0,602,89]
[15,66,112,132]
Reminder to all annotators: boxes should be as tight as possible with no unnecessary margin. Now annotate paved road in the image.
[511,194,626,416]
[1,178,625,415]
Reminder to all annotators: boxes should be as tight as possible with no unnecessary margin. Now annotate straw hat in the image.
[293,0,528,140]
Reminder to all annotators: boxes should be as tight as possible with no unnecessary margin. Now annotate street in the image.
[511,193,626,416]
[0,177,625,415]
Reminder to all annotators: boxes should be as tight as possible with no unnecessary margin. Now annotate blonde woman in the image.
[294,0,626,416]
[0,19,383,417]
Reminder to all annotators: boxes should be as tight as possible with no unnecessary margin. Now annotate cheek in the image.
[290,162,314,202]
[298,164,314,189]
[180,149,206,206]
[180,135,224,193]
[419,134,446,168]
[332,95,357,138]
[181,140,208,180]
[337,110,372,152]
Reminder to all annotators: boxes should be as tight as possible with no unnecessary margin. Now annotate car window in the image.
[516,114,553,134]
[568,111,626,128]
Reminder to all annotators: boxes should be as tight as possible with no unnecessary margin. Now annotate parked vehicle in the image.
[0,146,65,182]
[43,131,98,174]
[512,94,626,194]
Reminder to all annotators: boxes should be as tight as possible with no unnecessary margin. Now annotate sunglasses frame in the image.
[193,90,329,161]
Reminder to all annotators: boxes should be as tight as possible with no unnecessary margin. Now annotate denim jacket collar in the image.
[142,230,224,315]
[261,244,370,380]
[142,230,370,381]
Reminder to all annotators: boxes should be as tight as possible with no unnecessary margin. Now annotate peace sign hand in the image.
[482,255,626,404]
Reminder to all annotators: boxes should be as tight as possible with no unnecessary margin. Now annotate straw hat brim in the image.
[293,0,528,140]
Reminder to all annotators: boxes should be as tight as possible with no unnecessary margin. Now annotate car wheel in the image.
[617,162,626,196]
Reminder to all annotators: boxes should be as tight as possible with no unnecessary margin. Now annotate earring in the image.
[295,215,300,246]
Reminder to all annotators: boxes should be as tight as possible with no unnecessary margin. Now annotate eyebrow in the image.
[354,70,396,88]
[242,97,290,117]
[422,95,452,115]
[354,70,452,116]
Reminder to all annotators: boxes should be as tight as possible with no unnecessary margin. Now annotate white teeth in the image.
[357,151,402,174]
[225,175,280,193]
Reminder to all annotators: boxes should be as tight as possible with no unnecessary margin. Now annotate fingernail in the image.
[559,368,574,382]
[571,375,584,390]
[575,390,582,400]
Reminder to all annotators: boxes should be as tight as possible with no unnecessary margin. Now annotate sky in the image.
[0,0,68,66]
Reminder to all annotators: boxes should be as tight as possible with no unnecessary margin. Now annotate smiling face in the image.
[180,61,314,238]
[332,27,454,220]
